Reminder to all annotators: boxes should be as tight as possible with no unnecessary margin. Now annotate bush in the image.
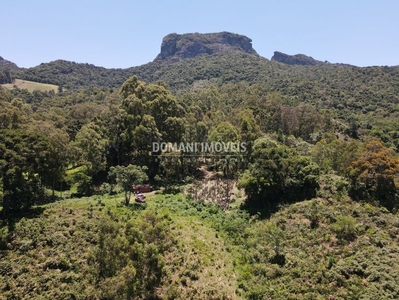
[73,172,94,196]
[331,216,358,242]
[307,200,321,228]
[95,211,172,299]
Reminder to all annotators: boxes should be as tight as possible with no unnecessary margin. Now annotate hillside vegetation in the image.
[2,187,399,299]
[5,51,399,144]
[1,32,399,299]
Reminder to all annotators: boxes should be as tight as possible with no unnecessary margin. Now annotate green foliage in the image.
[239,109,261,166]
[73,122,107,175]
[118,76,185,172]
[159,151,183,181]
[5,47,399,146]
[0,129,69,214]
[311,138,361,175]
[3,42,399,300]
[95,211,171,299]
[209,121,239,143]
[11,59,131,90]
[316,174,350,202]
[307,199,321,228]
[72,172,94,196]
[239,137,320,213]
[2,188,399,299]
[348,138,399,209]
[263,223,286,258]
[331,216,358,242]
[0,69,13,84]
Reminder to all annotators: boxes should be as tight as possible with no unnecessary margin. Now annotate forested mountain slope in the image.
[2,32,398,101]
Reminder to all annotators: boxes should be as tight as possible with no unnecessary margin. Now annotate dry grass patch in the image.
[1,79,59,93]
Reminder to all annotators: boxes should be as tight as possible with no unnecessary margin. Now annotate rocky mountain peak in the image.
[154,32,258,62]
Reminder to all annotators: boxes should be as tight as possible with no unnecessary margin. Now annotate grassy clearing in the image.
[1,79,59,93]
[151,193,239,298]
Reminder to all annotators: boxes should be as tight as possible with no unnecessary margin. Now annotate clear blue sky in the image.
[2,0,399,68]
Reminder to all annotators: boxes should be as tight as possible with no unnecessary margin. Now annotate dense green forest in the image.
[1,45,399,299]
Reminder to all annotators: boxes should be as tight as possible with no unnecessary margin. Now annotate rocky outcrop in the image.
[271,51,325,66]
[154,32,258,62]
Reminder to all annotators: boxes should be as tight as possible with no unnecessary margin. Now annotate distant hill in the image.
[10,59,133,89]
[271,51,326,66]
[271,51,354,67]
[1,32,399,113]
[1,31,261,90]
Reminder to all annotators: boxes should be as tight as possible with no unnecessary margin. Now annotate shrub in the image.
[73,172,94,196]
[307,200,321,228]
[95,211,172,299]
[331,216,358,242]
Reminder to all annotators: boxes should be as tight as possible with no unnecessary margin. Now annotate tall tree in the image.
[239,109,261,168]
[0,129,58,216]
[209,121,239,143]
[74,122,107,175]
[118,76,186,179]
[238,137,319,213]
[26,120,72,198]
[311,138,361,174]
[348,138,399,209]
[108,164,148,205]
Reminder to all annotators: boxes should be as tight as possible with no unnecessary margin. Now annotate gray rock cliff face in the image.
[154,32,258,62]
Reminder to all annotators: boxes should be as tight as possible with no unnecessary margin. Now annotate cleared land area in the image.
[1,79,59,93]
